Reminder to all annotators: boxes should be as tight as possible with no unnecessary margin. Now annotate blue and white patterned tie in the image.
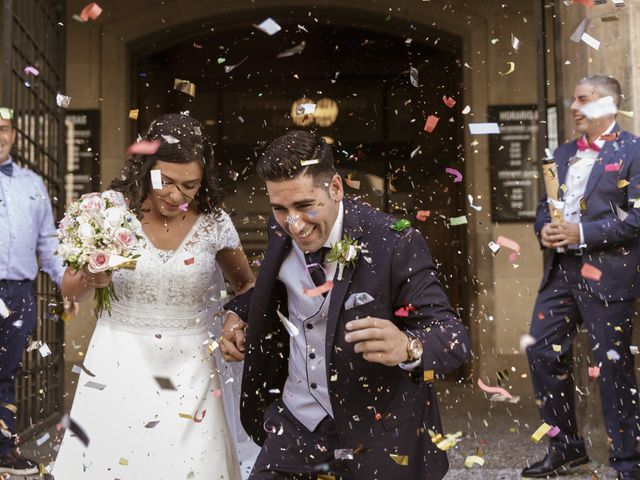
[0,162,12,177]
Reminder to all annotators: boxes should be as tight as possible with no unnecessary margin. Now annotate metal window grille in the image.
[1,0,66,437]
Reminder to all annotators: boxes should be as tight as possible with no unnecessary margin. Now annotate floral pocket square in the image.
[344,292,375,310]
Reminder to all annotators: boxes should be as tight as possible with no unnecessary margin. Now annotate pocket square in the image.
[344,292,374,310]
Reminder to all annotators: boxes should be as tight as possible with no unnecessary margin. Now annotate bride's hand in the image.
[78,268,112,289]
[220,312,246,362]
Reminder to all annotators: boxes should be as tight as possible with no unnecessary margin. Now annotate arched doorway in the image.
[129,14,469,335]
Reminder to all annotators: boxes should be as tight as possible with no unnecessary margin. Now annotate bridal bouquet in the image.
[56,190,142,316]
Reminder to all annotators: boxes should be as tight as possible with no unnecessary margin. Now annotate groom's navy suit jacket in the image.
[535,125,640,301]
[227,198,471,480]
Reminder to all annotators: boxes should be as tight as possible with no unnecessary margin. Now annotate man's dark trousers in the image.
[0,280,36,455]
[527,253,640,473]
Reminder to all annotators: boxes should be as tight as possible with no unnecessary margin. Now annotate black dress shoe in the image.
[0,447,39,475]
[522,446,589,478]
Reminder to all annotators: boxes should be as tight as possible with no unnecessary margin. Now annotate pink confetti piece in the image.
[303,280,333,297]
[184,258,195,266]
[508,251,520,263]
[496,235,521,253]
[193,409,206,423]
[588,366,600,378]
[213,389,222,398]
[442,95,456,108]
[547,426,561,438]
[581,263,602,281]
[178,203,189,212]
[445,167,463,183]
[126,139,160,158]
[80,2,102,21]
[424,115,439,133]
[476,378,513,400]
[24,66,39,76]
[416,210,431,221]
[605,163,621,172]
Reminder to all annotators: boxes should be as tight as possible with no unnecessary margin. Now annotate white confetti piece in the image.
[296,103,316,115]
[254,17,281,36]
[488,241,501,254]
[161,134,179,144]
[56,93,71,108]
[570,19,589,43]
[580,95,617,119]
[150,169,162,190]
[0,298,11,319]
[39,343,52,358]
[36,432,50,446]
[469,123,500,134]
[410,67,419,88]
[85,380,107,390]
[276,309,299,337]
[581,32,600,50]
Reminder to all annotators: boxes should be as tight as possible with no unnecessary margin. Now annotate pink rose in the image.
[114,228,135,250]
[80,194,106,213]
[88,251,110,273]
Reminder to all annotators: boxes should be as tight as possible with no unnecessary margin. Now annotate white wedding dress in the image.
[52,211,258,479]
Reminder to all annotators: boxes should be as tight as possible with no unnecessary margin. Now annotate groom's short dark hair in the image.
[257,130,336,186]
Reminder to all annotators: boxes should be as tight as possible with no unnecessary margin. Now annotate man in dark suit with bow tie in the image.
[220,130,471,479]
[522,75,640,480]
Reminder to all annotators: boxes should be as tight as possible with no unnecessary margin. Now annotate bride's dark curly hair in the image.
[109,113,223,219]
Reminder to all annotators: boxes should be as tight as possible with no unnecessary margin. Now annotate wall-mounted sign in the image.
[489,105,540,222]
[65,110,100,205]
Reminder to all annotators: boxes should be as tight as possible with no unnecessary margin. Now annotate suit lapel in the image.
[325,200,364,363]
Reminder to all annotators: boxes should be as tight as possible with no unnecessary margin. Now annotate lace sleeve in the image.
[216,210,241,251]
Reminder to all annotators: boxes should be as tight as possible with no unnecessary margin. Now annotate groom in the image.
[221,130,471,479]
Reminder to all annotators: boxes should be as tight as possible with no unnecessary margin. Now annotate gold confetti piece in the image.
[531,422,552,443]
[499,61,515,76]
[618,179,630,188]
[619,110,634,118]
[615,326,623,332]
[464,455,485,469]
[119,457,129,466]
[552,344,561,352]
[389,454,409,466]
[317,476,336,480]
[1,403,17,414]
[301,158,320,166]
[424,370,435,382]
[179,413,193,420]
[580,197,587,210]
[560,184,568,192]
[173,78,196,98]
[129,109,139,120]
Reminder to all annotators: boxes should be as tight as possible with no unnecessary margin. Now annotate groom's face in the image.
[267,173,343,253]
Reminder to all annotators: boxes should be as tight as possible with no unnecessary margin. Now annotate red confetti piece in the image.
[572,0,594,7]
[445,167,463,183]
[424,115,439,133]
[303,280,333,297]
[184,257,195,266]
[476,378,513,400]
[213,389,222,398]
[442,95,456,108]
[193,409,207,423]
[416,210,431,221]
[395,307,409,317]
[80,2,102,21]
[588,366,600,378]
[537,312,545,320]
[126,139,161,159]
[604,163,621,172]
[374,412,382,421]
[581,263,602,281]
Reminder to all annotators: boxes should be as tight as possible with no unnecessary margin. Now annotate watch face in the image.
[409,339,423,359]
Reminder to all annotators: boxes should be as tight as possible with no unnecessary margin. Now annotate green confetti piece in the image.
[391,219,411,232]
[450,216,468,226]
[217,58,226,64]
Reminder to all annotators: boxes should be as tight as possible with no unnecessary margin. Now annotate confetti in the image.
[128,139,161,158]
[581,263,602,281]
[424,115,439,132]
[296,103,316,115]
[335,449,354,460]
[415,210,430,221]
[161,134,179,144]
[410,146,421,158]
[179,413,194,420]
[424,370,435,382]
[531,423,552,443]
[462,105,471,115]
[552,344,562,352]
[84,380,106,390]
[499,61,516,77]
[35,432,50,446]
[224,56,248,73]
[277,41,306,58]
[119,457,129,466]
[184,257,195,266]
[79,2,102,21]
[490,393,521,403]
[391,219,411,232]
[128,109,139,120]
[581,32,600,50]
[450,215,468,226]
[570,19,590,43]
[0,298,11,319]
[464,455,485,469]
[442,95,456,108]
[580,95,617,119]
[618,179,630,188]
[604,163,621,172]
[24,66,39,76]
[409,67,419,87]
[476,378,513,400]
[179,203,189,212]
[145,420,160,428]
[301,158,320,166]
[303,280,333,297]
[173,78,196,97]
[193,409,207,423]
[488,241,500,254]
[496,235,521,254]
[39,343,52,358]
[468,195,482,211]
[154,376,176,390]
[607,349,621,361]
[276,309,299,337]
[520,334,536,352]
[588,366,600,378]
[389,454,409,466]
[150,169,163,190]
[445,167,463,183]
[511,33,522,50]
[59,414,90,447]
[431,431,463,451]
[254,17,282,35]
[468,123,500,134]
[56,93,71,108]
[0,108,14,120]
[213,389,222,398]
[631,346,639,355]
[547,426,561,438]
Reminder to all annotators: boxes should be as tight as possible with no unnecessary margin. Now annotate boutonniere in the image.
[327,235,369,281]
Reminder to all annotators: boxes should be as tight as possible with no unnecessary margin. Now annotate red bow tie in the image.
[576,137,601,152]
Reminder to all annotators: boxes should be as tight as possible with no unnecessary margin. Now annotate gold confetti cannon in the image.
[541,149,563,224]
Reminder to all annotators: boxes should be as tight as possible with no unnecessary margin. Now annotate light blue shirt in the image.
[0,156,64,287]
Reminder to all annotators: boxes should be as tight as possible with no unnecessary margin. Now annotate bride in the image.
[52,113,256,479]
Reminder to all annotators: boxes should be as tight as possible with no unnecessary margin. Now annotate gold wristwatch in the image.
[406,337,423,362]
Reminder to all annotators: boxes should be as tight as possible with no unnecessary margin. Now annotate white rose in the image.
[102,190,127,208]
[127,215,142,234]
[103,207,125,228]
[80,194,106,213]
[77,223,95,243]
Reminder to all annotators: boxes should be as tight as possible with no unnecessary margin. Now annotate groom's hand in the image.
[220,311,246,362]
[345,317,410,366]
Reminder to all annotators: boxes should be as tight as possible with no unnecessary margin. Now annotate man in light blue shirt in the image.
[0,108,66,476]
